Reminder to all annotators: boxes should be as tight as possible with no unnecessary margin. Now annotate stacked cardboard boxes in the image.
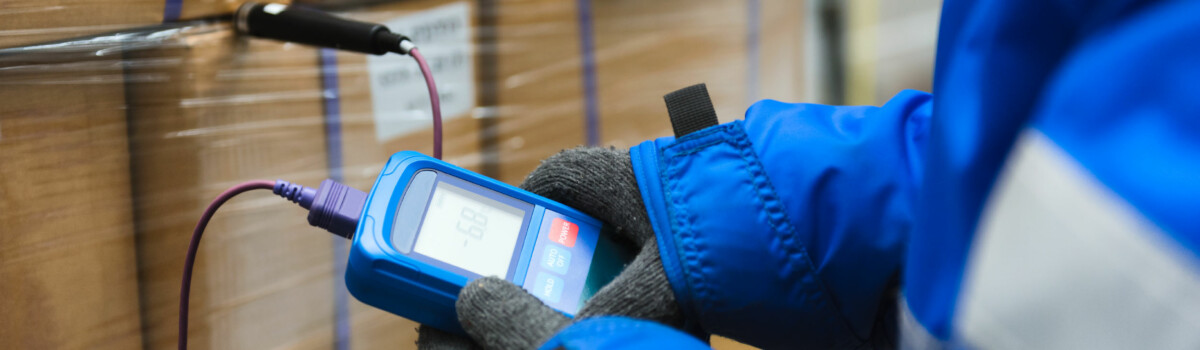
[121,24,337,349]
[0,41,143,349]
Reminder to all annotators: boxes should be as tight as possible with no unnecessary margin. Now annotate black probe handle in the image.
[237,3,403,55]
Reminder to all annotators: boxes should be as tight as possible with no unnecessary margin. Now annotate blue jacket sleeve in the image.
[538,317,710,350]
[629,90,932,348]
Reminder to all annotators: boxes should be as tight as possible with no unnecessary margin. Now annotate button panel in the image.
[520,209,600,314]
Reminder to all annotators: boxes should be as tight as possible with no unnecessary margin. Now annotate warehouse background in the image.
[0,0,940,349]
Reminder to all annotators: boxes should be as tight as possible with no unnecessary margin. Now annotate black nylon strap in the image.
[663,83,719,138]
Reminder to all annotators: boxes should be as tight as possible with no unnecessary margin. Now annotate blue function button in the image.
[532,272,564,303]
[541,244,572,275]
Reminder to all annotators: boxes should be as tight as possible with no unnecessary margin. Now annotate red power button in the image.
[548,218,578,247]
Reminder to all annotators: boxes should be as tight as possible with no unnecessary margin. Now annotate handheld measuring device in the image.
[346,151,633,333]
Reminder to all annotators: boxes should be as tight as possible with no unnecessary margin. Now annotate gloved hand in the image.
[416,147,684,350]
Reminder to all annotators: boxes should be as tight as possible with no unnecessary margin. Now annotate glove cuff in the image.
[629,122,860,348]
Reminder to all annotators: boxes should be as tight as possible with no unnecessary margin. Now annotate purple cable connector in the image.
[274,179,366,239]
[275,180,317,208]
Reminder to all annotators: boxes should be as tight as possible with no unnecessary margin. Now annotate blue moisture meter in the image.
[346,151,633,333]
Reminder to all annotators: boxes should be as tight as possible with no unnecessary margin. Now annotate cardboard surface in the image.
[122,24,337,349]
[335,0,586,186]
[0,47,143,349]
[483,0,588,185]
[591,0,805,149]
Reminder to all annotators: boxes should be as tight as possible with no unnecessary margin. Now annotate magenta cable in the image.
[179,180,276,350]
[409,47,443,160]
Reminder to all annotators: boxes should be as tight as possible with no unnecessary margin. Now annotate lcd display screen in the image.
[412,181,526,277]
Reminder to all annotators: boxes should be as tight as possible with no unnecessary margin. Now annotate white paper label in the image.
[366,2,474,142]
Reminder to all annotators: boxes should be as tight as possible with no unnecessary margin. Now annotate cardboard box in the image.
[0,0,288,49]
[122,24,338,349]
[475,0,588,185]
[0,44,143,349]
[336,0,586,183]
[590,0,806,149]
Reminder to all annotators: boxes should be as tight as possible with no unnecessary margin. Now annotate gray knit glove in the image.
[415,147,683,350]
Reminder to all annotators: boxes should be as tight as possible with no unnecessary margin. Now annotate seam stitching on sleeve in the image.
[660,125,736,317]
[729,122,864,344]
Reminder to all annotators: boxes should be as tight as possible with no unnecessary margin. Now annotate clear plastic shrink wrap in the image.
[0,0,804,349]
